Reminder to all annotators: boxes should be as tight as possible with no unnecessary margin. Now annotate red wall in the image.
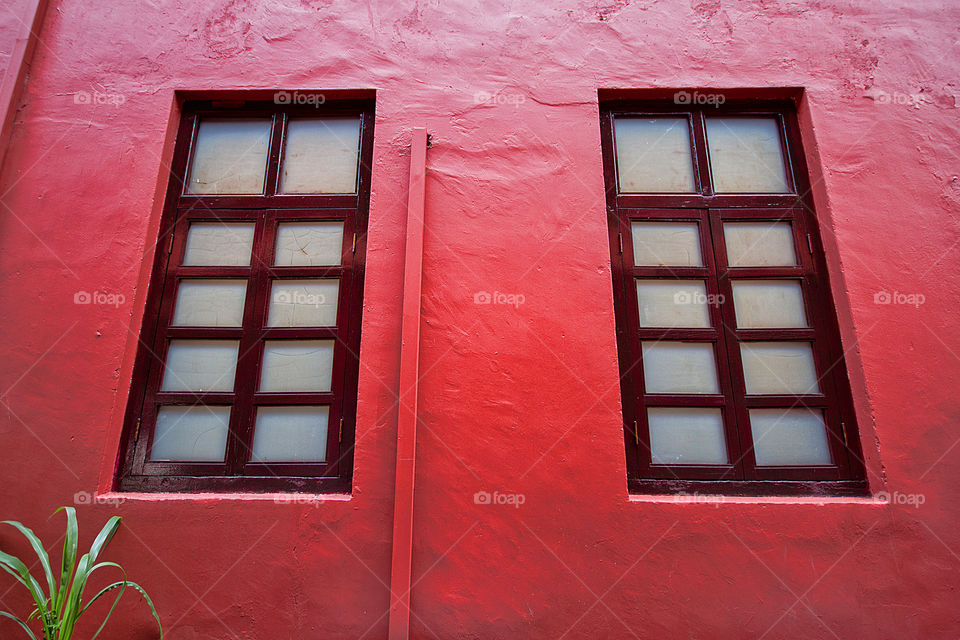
[1,0,958,638]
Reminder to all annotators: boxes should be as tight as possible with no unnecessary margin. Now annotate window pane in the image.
[280,118,361,194]
[740,342,820,395]
[259,340,334,392]
[172,280,248,327]
[723,221,796,267]
[182,223,256,266]
[631,222,702,267]
[614,117,695,193]
[706,117,789,193]
[642,341,720,394]
[187,119,271,195]
[267,279,339,327]
[648,408,728,464]
[161,340,239,392]
[731,280,807,328]
[251,406,330,462]
[636,280,711,328]
[274,222,344,266]
[750,408,832,465]
[150,405,231,461]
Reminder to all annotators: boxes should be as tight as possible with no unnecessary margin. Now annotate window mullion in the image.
[223,212,272,475]
[706,209,754,480]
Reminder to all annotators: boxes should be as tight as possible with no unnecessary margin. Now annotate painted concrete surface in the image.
[0,0,958,638]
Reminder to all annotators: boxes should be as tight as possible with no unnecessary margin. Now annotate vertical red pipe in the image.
[388,127,427,640]
[0,0,51,174]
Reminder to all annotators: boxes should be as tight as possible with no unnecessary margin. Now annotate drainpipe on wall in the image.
[388,127,428,640]
[0,0,51,175]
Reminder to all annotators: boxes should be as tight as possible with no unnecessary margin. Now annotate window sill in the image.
[117,474,351,494]
[628,478,871,500]
[98,491,352,504]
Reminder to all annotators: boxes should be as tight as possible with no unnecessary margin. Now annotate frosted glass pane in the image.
[251,406,329,462]
[706,117,789,193]
[631,222,703,267]
[740,342,820,395]
[280,118,361,194]
[615,118,695,193]
[732,280,807,328]
[182,223,256,266]
[259,340,334,392]
[636,280,711,328]
[150,405,230,461]
[267,279,339,327]
[172,280,248,327]
[723,222,797,267]
[274,222,344,266]
[642,341,720,394]
[161,340,239,392]
[750,408,831,465]
[648,408,728,464]
[187,119,271,194]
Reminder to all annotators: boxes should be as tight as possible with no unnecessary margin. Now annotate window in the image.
[600,99,866,495]
[118,98,374,492]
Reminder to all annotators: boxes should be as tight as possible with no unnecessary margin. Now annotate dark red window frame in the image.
[117,98,374,493]
[600,99,867,496]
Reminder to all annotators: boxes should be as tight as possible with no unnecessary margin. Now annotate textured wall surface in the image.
[0,0,958,638]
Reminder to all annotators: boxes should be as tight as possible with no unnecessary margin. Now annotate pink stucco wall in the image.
[1,0,958,637]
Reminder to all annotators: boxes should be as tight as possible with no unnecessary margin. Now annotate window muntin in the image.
[118,100,372,493]
[602,101,864,493]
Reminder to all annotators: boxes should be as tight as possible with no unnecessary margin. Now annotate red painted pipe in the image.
[387,127,428,640]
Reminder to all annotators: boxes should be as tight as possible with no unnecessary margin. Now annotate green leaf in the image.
[52,507,78,620]
[88,516,121,564]
[1,508,160,640]
[0,611,38,640]
[0,550,52,636]
[2,520,56,608]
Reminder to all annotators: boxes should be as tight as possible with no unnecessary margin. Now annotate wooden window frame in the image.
[116,98,374,493]
[600,99,867,497]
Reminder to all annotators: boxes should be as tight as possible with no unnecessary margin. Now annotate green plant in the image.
[0,506,162,639]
